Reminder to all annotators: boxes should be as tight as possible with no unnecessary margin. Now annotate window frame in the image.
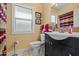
[12,4,35,34]
[51,14,57,25]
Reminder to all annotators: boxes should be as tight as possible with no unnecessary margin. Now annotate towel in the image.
[0,3,7,22]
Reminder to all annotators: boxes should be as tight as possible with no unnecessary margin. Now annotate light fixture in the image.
[55,3,58,7]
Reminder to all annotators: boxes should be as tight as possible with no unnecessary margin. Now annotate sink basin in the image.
[45,32,79,40]
[45,32,70,40]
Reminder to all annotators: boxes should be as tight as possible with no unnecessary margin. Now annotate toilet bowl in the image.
[30,34,45,56]
[30,34,45,47]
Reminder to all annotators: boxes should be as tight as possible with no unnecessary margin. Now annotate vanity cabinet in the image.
[45,34,69,56]
[45,34,79,56]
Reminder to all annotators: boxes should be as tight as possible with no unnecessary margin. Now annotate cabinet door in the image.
[73,8,79,27]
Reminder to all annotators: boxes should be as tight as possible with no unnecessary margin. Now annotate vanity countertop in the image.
[45,32,79,40]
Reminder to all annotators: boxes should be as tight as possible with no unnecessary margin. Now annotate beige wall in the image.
[51,8,58,15]
[42,3,52,24]
[7,3,43,52]
[58,3,79,15]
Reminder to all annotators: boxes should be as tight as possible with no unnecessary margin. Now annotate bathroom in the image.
[0,3,79,56]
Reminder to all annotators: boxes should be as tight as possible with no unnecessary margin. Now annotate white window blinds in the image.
[12,4,34,34]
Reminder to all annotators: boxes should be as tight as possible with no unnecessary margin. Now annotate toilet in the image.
[30,34,45,56]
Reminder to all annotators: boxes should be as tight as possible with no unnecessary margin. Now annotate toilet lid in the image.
[30,41,41,45]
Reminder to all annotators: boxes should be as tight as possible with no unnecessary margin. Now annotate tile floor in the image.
[23,44,45,56]
[8,44,45,56]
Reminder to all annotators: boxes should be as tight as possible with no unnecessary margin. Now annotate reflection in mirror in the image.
[50,15,58,31]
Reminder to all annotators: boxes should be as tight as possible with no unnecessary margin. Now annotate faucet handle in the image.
[14,41,19,45]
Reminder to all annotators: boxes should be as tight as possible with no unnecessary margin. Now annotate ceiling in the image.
[51,3,68,10]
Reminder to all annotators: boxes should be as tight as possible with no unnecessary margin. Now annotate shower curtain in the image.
[0,3,7,56]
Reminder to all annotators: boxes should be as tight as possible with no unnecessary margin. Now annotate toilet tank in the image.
[40,34,45,41]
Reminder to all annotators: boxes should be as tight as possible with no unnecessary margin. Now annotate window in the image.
[51,15,57,25]
[12,4,34,34]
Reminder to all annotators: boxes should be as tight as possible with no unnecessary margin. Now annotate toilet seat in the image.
[30,41,42,47]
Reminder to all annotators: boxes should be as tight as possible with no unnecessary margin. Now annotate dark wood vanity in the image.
[45,33,79,56]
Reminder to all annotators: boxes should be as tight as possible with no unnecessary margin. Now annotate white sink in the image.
[45,32,79,40]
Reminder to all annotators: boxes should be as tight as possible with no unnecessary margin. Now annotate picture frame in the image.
[35,12,41,25]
